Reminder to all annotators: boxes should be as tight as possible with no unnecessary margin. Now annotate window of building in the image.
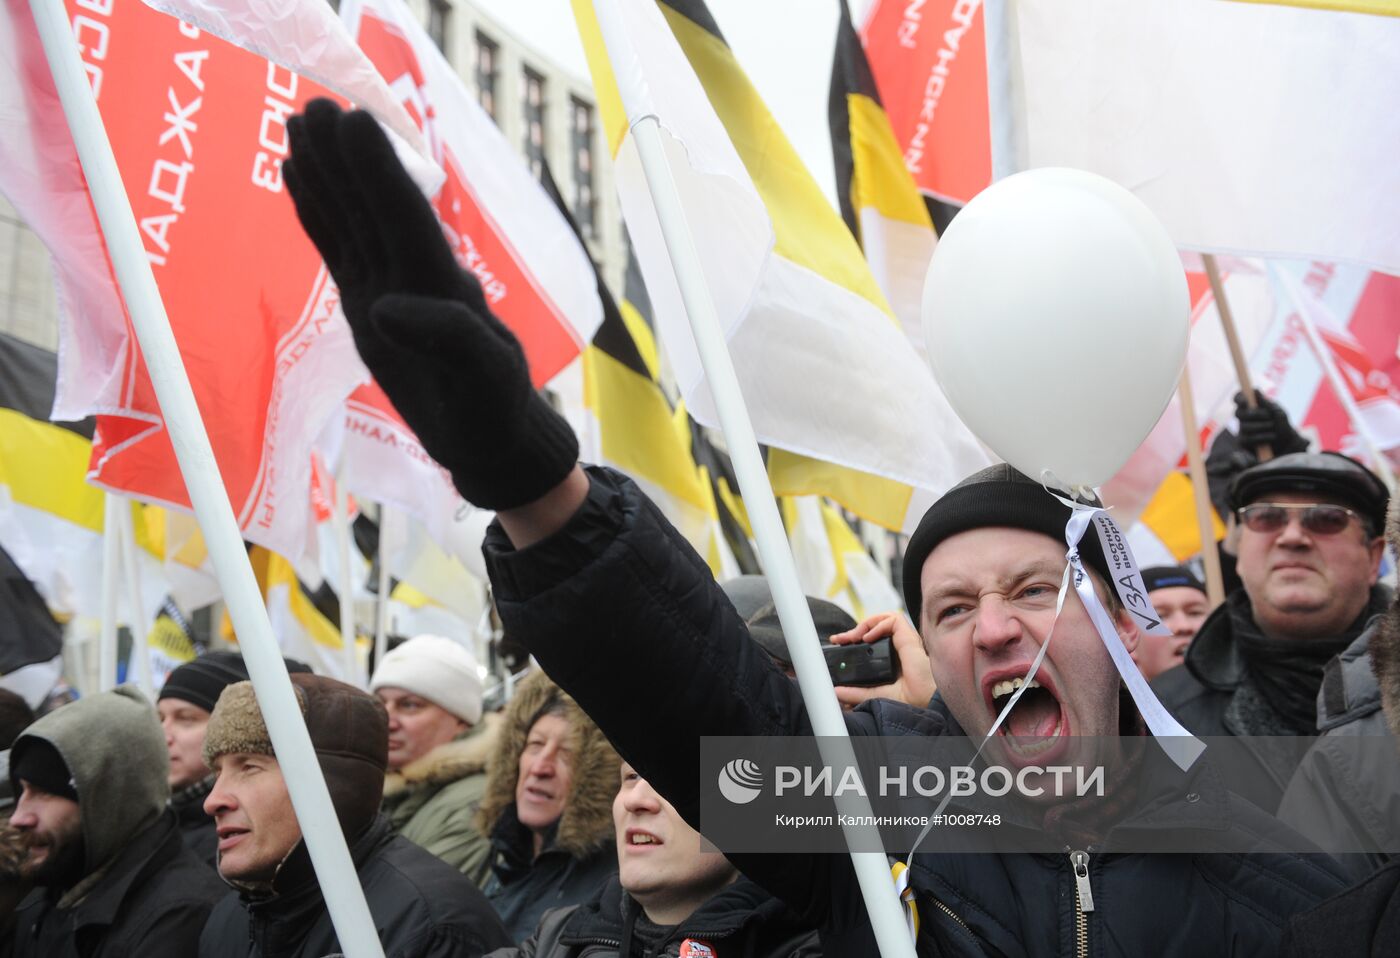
[427,0,450,54]
[475,31,498,119]
[522,67,547,179]
[569,97,596,236]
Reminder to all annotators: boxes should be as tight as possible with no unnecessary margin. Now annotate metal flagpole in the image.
[592,3,917,955]
[115,500,156,695]
[99,493,120,691]
[27,3,384,953]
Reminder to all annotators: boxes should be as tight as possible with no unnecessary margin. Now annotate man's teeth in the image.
[631,835,658,845]
[992,676,1042,701]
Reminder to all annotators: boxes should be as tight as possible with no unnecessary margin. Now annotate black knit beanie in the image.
[902,464,1111,625]
[9,737,77,803]
[159,651,312,714]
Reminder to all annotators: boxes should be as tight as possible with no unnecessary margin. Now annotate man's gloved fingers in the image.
[337,109,462,298]
[283,161,346,277]
[296,100,383,282]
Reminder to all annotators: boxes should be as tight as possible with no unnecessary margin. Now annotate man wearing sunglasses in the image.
[1154,451,1390,812]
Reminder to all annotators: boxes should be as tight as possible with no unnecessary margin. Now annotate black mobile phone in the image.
[823,637,897,687]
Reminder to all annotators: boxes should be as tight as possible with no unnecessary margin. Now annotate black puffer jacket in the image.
[13,809,227,958]
[484,467,1347,957]
[198,814,510,958]
[487,875,819,958]
[1153,587,1389,812]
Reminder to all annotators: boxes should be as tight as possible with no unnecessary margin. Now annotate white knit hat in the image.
[369,634,483,725]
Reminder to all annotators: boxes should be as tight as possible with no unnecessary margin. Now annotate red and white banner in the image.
[326,0,603,564]
[859,0,990,207]
[1252,263,1400,463]
[1105,260,1400,520]
[50,0,370,560]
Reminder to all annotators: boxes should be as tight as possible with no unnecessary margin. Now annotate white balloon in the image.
[922,168,1188,492]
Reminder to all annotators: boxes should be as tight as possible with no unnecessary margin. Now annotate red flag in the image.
[860,0,991,207]
[55,0,367,558]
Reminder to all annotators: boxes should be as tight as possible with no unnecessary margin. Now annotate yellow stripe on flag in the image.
[1139,472,1226,563]
[846,93,933,232]
[658,6,896,320]
[584,346,711,513]
[768,448,913,533]
[0,408,103,533]
[1228,0,1399,16]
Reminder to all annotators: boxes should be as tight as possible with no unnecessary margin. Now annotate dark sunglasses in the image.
[1237,502,1363,536]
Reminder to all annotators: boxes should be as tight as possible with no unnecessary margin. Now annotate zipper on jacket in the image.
[929,895,973,935]
[1070,849,1094,958]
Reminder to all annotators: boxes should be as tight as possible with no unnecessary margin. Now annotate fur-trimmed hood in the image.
[475,671,618,859]
[383,712,501,799]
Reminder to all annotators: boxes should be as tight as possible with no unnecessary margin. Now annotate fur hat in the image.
[476,671,618,858]
[204,674,388,840]
[369,634,483,724]
[902,463,1110,625]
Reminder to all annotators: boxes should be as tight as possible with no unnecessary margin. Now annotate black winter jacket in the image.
[172,776,218,869]
[13,810,227,958]
[1153,587,1389,813]
[1282,859,1400,957]
[484,467,1348,957]
[485,807,618,943]
[486,875,820,958]
[198,814,510,958]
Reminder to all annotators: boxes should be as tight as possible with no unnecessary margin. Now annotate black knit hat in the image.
[720,576,857,664]
[902,464,1110,625]
[1229,451,1389,535]
[1140,565,1205,595]
[159,651,312,714]
[9,737,77,803]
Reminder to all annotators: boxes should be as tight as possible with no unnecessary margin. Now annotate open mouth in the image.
[217,827,250,851]
[625,828,661,848]
[985,673,1068,762]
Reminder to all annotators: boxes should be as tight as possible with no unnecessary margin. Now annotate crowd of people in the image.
[0,98,1396,956]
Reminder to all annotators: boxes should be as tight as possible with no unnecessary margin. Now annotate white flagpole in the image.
[374,504,391,673]
[332,465,360,685]
[592,4,916,955]
[27,4,384,954]
[983,0,1021,182]
[116,500,156,695]
[99,494,120,692]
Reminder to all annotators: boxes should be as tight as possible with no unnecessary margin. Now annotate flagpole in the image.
[99,493,120,692]
[116,501,156,695]
[26,4,384,954]
[1177,370,1225,606]
[374,504,391,673]
[1273,267,1399,493]
[332,465,360,685]
[983,0,1020,182]
[1202,254,1272,461]
[593,4,915,955]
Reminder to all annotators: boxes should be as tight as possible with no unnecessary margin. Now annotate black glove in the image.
[1234,391,1309,458]
[283,99,577,510]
